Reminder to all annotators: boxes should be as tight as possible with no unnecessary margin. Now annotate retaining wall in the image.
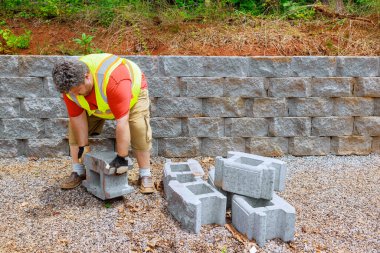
[0,55,379,158]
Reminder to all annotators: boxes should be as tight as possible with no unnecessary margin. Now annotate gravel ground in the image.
[0,154,379,253]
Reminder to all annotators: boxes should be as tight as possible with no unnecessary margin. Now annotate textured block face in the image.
[203,97,246,117]
[289,137,331,156]
[0,98,20,118]
[224,78,265,97]
[333,97,374,116]
[160,56,205,77]
[269,117,311,137]
[355,78,380,97]
[0,77,44,98]
[247,137,288,157]
[181,78,224,97]
[288,98,333,117]
[204,57,249,77]
[154,97,202,117]
[159,137,200,157]
[26,139,68,157]
[337,57,379,77]
[312,117,353,136]
[232,194,296,247]
[83,152,134,200]
[150,118,182,138]
[291,57,336,77]
[311,78,353,97]
[186,118,224,137]
[200,137,245,157]
[331,136,372,155]
[225,118,268,137]
[354,117,380,136]
[269,78,311,97]
[0,56,19,77]
[248,98,287,117]
[167,180,226,233]
[249,57,292,77]
[146,77,179,97]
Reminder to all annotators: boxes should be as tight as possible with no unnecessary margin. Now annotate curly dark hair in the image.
[52,60,89,93]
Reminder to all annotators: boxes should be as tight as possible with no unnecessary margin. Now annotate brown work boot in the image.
[60,172,85,190]
[138,176,155,194]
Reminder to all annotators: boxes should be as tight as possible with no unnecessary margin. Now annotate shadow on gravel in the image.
[38,185,124,210]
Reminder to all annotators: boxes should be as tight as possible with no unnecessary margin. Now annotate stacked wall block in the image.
[83,152,133,200]
[166,180,227,233]
[232,194,296,247]
[163,159,204,200]
[214,153,276,200]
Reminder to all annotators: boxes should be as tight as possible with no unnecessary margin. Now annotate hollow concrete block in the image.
[214,151,287,200]
[208,167,232,209]
[163,159,204,200]
[232,194,296,247]
[167,180,226,234]
[83,152,134,200]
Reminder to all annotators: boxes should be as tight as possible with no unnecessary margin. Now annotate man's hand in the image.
[109,154,129,174]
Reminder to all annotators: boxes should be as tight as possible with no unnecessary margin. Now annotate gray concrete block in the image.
[247,98,287,117]
[248,57,292,77]
[375,98,380,116]
[151,118,182,138]
[201,137,246,157]
[291,57,336,77]
[288,98,333,117]
[372,137,380,154]
[312,117,353,136]
[163,159,205,200]
[337,57,379,77]
[153,97,202,117]
[224,78,265,97]
[158,137,200,157]
[232,193,296,247]
[225,118,268,137]
[269,117,311,137]
[148,77,180,97]
[203,57,249,77]
[203,97,246,117]
[1,118,44,139]
[26,138,68,157]
[22,98,67,118]
[181,77,224,97]
[167,180,226,233]
[289,137,330,156]
[19,55,70,77]
[0,77,44,98]
[87,138,115,153]
[0,56,19,77]
[247,137,288,157]
[0,98,20,118]
[311,77,353,97]
[354,117,380,136]
[44,118,69,138]
[83,152,134,200]
[269,78,311,97]
[185,118,224,137]
[160,56,205,77]
[208,168,232,209]
[225,151,287,192]
[0,139,20,157]
[331,136,372,155]
[333,97,374,116]
[214,153,276,200]
[43,77,61,98]
[355,77,380,97]
[124,55,160,77]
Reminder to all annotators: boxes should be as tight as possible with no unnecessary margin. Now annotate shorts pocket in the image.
[144,115,152,143]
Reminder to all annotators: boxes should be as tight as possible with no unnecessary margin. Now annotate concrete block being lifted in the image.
[208,167,232,209]
[214,151,287,200]
[163,159,204,200]
[167,180,226,234]
[232,193,296,247]
[83,152,134,200]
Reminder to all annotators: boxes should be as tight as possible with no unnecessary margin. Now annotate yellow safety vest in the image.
[66,53,142,119]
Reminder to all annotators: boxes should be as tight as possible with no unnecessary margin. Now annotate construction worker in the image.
[52,53,154,194]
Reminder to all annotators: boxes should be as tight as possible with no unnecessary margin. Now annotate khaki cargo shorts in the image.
[68,89,152,152]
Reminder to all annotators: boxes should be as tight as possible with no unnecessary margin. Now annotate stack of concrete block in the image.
[209,151,295,247]
[164,159,227,233]
[83,151,134,200]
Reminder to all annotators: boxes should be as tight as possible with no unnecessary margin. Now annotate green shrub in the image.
[0,29,31,49]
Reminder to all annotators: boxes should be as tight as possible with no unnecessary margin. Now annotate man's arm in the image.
[70,110,89,162]
[115,114,130,157]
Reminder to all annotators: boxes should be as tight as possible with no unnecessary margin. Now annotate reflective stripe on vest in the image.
[65,54,142,120]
